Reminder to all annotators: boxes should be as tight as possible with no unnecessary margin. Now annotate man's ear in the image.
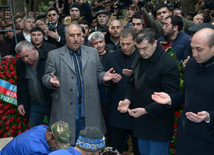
[173,25,178,31]
[46,131,53,140]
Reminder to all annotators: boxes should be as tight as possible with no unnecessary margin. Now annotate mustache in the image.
[73,41,79,44]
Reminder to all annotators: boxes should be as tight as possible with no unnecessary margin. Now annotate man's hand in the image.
[185,111,210,123]
[17,104,25,116]
[48,29,60,40]
[182,56,190,70]
[151,92,171,104]
[122,69,132,77]
[50,73,60,87]
[128,108,147,118]
[103,68,119,82]
[118,99,131,113]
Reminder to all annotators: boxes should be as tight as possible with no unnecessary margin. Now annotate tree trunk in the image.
[181,0,195,17]
[170,0,174,8]
[12,0,25,15]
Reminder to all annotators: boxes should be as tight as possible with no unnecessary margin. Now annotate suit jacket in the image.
[16,49,53,123]
[45,22,66,48]
[10,31,26,56]
[38,41,57,55]
[42,45,106,145]
[106,48,138,129]
[125,45,180,141]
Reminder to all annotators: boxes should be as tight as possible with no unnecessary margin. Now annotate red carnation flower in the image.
[0,121,3,126]
[9,118,15,122]
[10,72,16,77]
[0,65,2,70]
[1,60,5,65]
[23,118,27,123]
[11,59,16,64]
[174,111,181,117]
[5,58,9,62]
[16,117,21,123]
[9,67,15,72]
[0,74,4,79]
[24,129,28,131]
[9,63,13,67]
[7,74,11,78]
[5,120,10,126]
[5,111,10,115]
[15,55,19,58]
[8,79,14,84]
[3,70,9,75]
[1,116,7,121]
[2,133,7,138]
[3,66,7,70]
[174,122,178,129]
[3,106,8,110]
[27,124,30,129]
[18,124,22,130]
[0,110,4,115]
[10,108,16,114]
[9,134,14,137]
[12,125,17,130]
[17,112,21,116]
[10,129,15,135]
[0,129,3,135]
[7,103,12,107]
[5,126,10,131]
[17,131,22,135]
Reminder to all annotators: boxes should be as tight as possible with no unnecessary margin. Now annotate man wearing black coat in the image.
[152,28,214,155]
[45,7,66,48]
[118,28,180,155]
[30,27,57,54]
[16,41,53,128]
[10,15,35,56]
[106,29,140,154]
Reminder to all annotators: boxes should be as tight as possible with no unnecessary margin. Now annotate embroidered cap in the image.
[76,127,106,152]
[51,121,72,149]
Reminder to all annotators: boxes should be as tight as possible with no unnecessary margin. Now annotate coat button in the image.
[124,84,126,87]
[71,77,74,79]
[70,89,73,91]
[70,102,73,105]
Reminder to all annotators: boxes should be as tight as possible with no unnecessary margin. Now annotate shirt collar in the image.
[67,46,81,56]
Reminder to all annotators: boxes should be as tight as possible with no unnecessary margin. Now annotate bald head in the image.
[191,28,214,63]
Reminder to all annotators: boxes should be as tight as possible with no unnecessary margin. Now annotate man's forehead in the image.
[157,7,168,13]
[93,37,104,42]
[98,13,107,17]
[71,7,79,11]
[16,18,23,22]
[31,31,43,35]
[48,10,57,14]
[110,21,121,27]
[132,18,142,23]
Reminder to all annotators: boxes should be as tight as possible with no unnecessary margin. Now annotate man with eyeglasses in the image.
[45,7,66,48]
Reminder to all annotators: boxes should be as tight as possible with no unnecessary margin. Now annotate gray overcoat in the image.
[42,45,106,145]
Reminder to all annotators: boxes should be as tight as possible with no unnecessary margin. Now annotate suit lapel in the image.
[60,46,76,74]
[81,46,90,70]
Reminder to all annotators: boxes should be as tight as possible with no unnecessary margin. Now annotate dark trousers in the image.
[109,125,140,155]
[101,101,110,146]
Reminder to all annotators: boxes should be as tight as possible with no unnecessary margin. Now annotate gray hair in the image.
[23,15,35,23]
[36,20,45,26]
[64,23,82,36]
[15,41,34,53]
[88,31,105,44]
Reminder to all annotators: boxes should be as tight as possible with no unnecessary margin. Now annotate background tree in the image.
[181,0,195,17]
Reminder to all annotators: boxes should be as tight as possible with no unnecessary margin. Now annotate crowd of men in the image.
[1,0,214,155]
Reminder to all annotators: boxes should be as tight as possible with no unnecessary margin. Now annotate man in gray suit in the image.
[42,24,120,145]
